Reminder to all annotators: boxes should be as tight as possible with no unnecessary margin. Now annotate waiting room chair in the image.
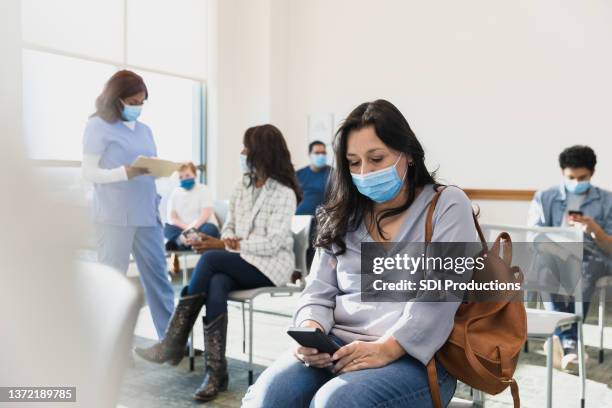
[596,275,612,363]
[228,214,313,385]
[482,224,586,408]
[75,260,142,406]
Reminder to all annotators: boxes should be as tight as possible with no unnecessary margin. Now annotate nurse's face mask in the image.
[121,102,143,122]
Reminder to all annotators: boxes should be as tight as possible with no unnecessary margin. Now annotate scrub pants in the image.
[186,250,273,323]
[241,334,457,408]
[96,223,175,340]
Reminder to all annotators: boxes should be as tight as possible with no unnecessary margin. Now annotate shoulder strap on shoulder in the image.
[425,185,487,246]
[425,185,448,243]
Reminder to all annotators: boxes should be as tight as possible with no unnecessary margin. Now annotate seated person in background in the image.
[296,141,331,271]
[242,100,477,408]
[164,162,220,252]
[136,124,300,403]
[529,145,611,369]
[295,140,331,215]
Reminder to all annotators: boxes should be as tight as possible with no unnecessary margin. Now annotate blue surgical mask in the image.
[351,155,406,203]
[180,178,196,190]
[565,179,591,195]
[122,103,143,121]
[310,153,327,168]
[240,154,250,173]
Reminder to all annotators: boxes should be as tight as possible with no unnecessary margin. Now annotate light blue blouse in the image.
[293,185,479,365]
[82,116,160,227]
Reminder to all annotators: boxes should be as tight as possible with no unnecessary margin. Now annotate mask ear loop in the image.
[399,154,414,182]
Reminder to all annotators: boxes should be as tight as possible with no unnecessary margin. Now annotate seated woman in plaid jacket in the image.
[135,124,302,402]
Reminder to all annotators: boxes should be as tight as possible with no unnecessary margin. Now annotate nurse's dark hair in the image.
[559,145,597,172]
[243,124,303,202]
[93,70,148,122]
[315,99,438,255]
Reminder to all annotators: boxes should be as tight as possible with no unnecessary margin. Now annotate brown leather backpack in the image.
[424,187,527,408]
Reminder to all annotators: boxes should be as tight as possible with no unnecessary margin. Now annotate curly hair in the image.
[559,145,597,172]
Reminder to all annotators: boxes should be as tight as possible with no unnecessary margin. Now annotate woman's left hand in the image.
[331,337,405,374]
[223,237,241,250]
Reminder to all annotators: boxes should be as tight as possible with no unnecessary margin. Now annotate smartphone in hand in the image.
[287,327,340,354]
[181,228,200,242]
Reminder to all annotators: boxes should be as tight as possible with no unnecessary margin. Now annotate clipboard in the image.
[131,156,182,178]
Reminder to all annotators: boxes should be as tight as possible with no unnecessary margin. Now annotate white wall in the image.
[207,0,291,199]
[0,0,23,150]
[281,0,612,191]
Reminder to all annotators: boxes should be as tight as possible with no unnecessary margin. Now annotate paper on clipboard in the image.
[131,156,182,178]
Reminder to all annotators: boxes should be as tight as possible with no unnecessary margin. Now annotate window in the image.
[21,0,207,178]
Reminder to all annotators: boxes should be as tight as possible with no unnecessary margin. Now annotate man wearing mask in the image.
[295,141,331,216]
[295,141,331,271]
[529,145,612,370]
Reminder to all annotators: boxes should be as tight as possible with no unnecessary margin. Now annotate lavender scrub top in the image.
[83,116,161,227]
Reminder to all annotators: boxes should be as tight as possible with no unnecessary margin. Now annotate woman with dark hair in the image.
[136,124,300,402]
[82,70,175,339]
[242,100,479,408]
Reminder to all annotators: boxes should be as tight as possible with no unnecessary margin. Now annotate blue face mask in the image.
[310,153,327,168]
[122,103,143,121]
[565,179,591,195]
[351,155,406,203]
[180,178,195,190]
[240,154,250,173]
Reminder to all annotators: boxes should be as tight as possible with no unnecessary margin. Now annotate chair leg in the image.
[546,335,553,408]
[248,300,254,385]
[183,254,195,371]
[473,389,484,407]
[242,302,246,354]
[599,286,605,364]
[577,320,586,408]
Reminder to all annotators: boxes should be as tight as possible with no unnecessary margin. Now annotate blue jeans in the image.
[241,334,457,408]
[163,222,220,249]
[186,250,273,322]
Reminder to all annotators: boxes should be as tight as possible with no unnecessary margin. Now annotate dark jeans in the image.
[186,250,273,322]
[163,222,220,249]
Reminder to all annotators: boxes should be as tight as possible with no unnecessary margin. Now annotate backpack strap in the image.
[426,359,444,408]
[425,185,448,243]
[425,185,449,408]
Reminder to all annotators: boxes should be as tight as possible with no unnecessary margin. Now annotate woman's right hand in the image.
[124,165,150,179]
[293,320,333,368]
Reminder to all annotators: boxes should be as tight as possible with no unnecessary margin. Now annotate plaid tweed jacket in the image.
[221,176,297,286]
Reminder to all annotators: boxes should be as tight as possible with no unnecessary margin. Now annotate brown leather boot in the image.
[134,291,205,365]
[194,314,228,401]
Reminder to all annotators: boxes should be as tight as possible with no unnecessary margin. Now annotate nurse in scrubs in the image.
[82,70,174,339]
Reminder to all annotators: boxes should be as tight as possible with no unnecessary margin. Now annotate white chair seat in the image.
[527,308,580,338]
[448,398,477,408]
[596,275,612,288]
[229,285,302,301]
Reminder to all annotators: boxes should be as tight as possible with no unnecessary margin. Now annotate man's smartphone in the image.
[287,327,340,354]
[568,210,583,217]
